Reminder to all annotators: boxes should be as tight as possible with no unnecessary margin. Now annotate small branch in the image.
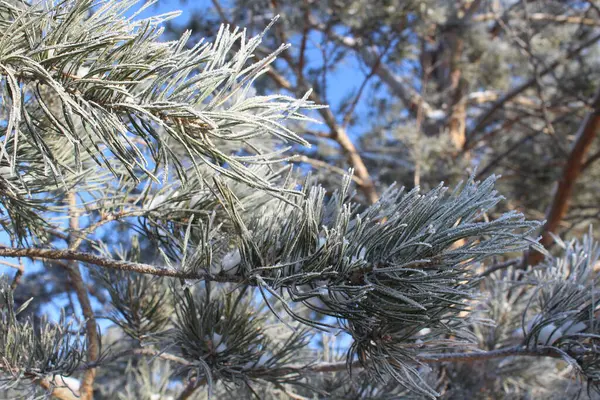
[468,32,600,143]
[582,148,600,171]
[87,347,191,369]
[292,155,364,185]
[36,376,80,400]
[10,267,23,290]
[477,258,520,278]
[177,378,200,400]
[70,209,147,250]
[418,345,564,363]
[473,12,600,26]
[258,47,379,203]
[0,258,25,289]
[317,23,440,122]
[89,344,567,393]
[0,364,80,400]
[210,0,230,25]
[298,0,310,76]
[341,38,395,129]
[0,259,25,270]
[0,246,241,282]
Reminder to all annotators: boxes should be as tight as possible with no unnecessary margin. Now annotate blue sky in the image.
[140,0,377,138]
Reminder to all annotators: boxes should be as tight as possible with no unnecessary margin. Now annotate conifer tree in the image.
[0,1,599,399]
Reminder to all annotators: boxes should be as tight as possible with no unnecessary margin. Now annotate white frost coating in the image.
[76,66,90,78]
[0,166,11,177]
[189,194,202,208]
[210,262,222,275]
[212,333,223,343]
[359,247,366,258]
[317,236,326,249]
[426,109,446,121]
[417,328,431,336]
[151,395,174,400]
[293,262,302,274]
[242,361,254,369]
[351,247,367,263]
[536,324,563,345]
[146,194,164,209]
[561,321,587,336]
[222,248,241,274]
[52,375,80,392]
[146,192,174,210]
[257,354,270,366]
[525,315,587,345]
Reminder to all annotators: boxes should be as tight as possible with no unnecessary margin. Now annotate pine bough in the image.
[0,1,597,398]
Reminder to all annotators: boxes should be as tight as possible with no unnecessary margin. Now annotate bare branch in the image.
[292,155,364,185]
[0,246,239,282]
[467,32,600,144]
[257,38,379,203]
[474,12,600,27]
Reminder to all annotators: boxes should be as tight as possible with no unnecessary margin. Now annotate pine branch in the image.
[0,246,233,281]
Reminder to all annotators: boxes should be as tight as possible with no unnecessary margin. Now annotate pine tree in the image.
[0,1,599,399]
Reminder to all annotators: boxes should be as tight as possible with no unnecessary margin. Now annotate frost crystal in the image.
[222,249,242,274]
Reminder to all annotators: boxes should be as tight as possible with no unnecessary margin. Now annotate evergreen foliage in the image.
[0,0,599,399]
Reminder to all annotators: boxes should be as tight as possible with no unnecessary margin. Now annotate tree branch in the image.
[256,28,379,203]
[467,32,600,145]
[473,12,600,27]
[322,29,441,122]
[292,155,364,185]
[0,246,240,282]
[83,344,566,394]
[527,87,600,265]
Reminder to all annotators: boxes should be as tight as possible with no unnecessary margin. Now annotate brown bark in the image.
[528,88,600,265]
[64,193,99,399]
[445,1,482,151]
[36,377,80,400]
[447,34,467,151]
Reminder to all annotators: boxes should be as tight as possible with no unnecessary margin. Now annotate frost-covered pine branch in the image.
[1,1,599,399]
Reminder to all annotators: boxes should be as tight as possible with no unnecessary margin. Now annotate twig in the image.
[468,32,600,143]
[473,12,600,26]
[255,7,379,204]
[0,246,243,282]
[477,259,520,278]
[292,155,364,185]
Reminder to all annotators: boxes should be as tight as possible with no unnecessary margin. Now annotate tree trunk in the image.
[527,87,600,265]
